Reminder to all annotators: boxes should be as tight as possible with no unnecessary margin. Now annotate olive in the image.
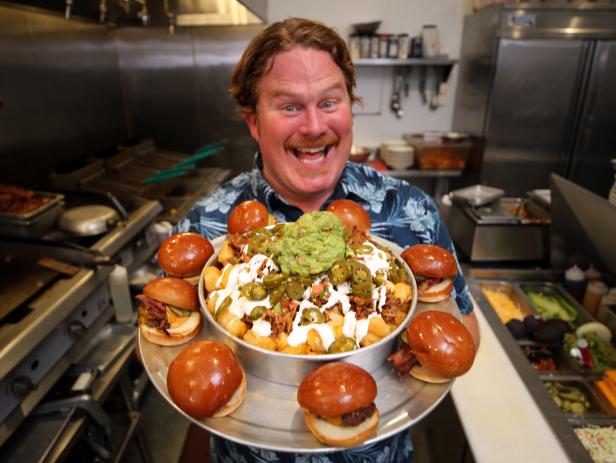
[249,282,267,301]
[285,281,305,300]
[300,308,325,326]
[218,295,232,312]
[263,273,285,289]
[329,260,350,285]
[328,337,356,353]
[250,305,268,320]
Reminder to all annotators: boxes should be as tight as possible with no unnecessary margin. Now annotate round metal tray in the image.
[141,298,459,451]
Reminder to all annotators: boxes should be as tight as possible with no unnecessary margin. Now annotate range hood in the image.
[4,0,265,26]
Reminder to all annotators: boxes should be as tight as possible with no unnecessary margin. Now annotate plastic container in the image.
[564,265,586,303]
[108,265,134,323]
[583,280,609,316]
[421,25,440,58]
[404,133,473,170]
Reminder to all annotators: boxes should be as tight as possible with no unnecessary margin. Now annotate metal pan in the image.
[58,205,120,237]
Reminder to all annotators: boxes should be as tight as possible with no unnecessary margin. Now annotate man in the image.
[176,17,479,462]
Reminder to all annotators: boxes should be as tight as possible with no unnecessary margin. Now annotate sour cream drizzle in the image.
[209,240,399,347]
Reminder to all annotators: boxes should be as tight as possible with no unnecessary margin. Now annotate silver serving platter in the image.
[139,233,461,452]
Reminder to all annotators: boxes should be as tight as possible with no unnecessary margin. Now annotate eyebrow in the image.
[271,82,346,100]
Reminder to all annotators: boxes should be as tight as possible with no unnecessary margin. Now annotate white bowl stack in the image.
[380,139,415,170]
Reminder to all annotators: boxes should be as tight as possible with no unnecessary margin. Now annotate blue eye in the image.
[321,100,336,110]
[283,104,298,113]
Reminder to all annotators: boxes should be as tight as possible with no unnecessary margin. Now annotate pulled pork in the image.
[136,294,169,333]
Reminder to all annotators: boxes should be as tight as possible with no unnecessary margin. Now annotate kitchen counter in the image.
[451,290,592,462]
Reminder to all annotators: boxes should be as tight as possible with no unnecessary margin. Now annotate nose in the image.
[298,106,326,137]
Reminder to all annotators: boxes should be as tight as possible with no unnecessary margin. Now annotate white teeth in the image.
[299,154,325,164]
[297,146,325,154]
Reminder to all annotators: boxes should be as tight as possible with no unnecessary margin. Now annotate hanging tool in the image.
[390,68,404,119]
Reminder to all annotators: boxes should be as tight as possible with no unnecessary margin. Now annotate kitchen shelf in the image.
[354,57,458,85]
[384,169,462,178]
[354,57,457,66]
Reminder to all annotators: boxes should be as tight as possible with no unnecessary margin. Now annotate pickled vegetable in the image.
[250,306,267,320]
[328,337,356,353]
[545,381,591,414]
[300,308,325,326]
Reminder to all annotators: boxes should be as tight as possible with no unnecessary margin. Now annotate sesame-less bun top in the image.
[297,362,377,418]
[326,199,371,233]
[143,277,198,311]
[227,200,270,234]
[401,244,458,279]
[157,233,214,278]
[407,311,475,381]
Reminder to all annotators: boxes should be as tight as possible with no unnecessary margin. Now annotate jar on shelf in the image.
[422,24,440,58]
[360,34,372,59]
[370,35,380,58]
[397,34,410,59]
[387,34,399,59]
[378,33,390,58]
[349,33,361,60]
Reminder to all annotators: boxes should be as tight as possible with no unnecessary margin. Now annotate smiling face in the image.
[245,46,353,211]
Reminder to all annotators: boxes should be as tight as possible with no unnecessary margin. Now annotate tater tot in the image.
[393,282,413,303]
[219,264,234,289]
[281,343,309,355]
[307,329,326,354]
[206,294,218,315]
[202,266,222,293]
[244,330,277,351]
[360,332,380,347]
[217,240,235,265]
[216,308,248,338]
[369,316,392,338]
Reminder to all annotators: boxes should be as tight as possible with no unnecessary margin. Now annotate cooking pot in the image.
[58,205,120,236]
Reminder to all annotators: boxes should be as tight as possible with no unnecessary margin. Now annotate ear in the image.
[244,112,260,143]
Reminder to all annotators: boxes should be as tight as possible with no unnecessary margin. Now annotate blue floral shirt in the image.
[174,157,472,462]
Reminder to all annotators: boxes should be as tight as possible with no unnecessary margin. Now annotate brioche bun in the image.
[143,277,199,311]
[406,311,475,383]
[227,200,271,234]
[401,244,457,302]
[139,277,201,346]
[297,362,379,447]
[167,340,246,418]
[157,233,213,280]
[326,199,371,233]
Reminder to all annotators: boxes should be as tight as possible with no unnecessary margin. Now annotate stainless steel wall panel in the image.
[193,26,262,174]
[481,38,585,195]
[569,40,616,198]
[115,28,202,154]
[0,5,126,186]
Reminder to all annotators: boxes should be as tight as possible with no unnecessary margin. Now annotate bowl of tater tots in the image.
[198,209,417,385]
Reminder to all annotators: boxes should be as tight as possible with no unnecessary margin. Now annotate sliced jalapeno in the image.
[249,282,267,301]
[400,329,409,345]
[218,295,232,312]
[263,273,285,289]
[329,260,350,285]
[300,308,325,326]
[355,244,373,254]
[284,281,304,300]
[374,272,385,286]
[351,281,373,298]
[351,261,372,285]
[269,285,285,306]
[328,337,357,354]
[250,305,268,320]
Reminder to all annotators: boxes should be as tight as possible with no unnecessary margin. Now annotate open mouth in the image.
[289,145,333,164]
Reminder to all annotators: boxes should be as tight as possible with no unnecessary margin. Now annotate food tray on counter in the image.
[0,191,64,221]
[140,235,460,452]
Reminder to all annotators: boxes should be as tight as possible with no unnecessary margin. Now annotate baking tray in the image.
[140,299,458,452]
[0,201,63,239]
[450,185,504,207]
[0,191,64,221]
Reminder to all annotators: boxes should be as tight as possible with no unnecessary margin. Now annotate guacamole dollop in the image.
[273,211,345,276]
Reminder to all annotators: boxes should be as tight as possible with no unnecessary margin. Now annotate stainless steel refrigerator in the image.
[453,3,616,198]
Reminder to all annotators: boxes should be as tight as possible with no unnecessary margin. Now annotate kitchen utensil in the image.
[58,205,120,237]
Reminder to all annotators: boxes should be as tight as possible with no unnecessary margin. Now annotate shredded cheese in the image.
[482,288,525,323]
[575,425,616,463]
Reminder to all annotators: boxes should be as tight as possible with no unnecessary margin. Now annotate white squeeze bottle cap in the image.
[108,265,134,323]
[565,265,585,282]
